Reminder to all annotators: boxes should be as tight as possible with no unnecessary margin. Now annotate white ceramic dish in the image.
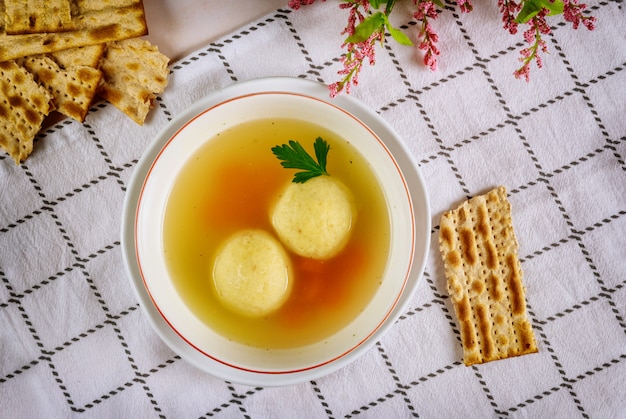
[121,77,430,386]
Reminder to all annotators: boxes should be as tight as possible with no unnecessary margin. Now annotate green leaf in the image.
[386,21,413,46]
[369,0,387,8]
[542,0,564,15]
[431,0,445,9]
[272,138,330,183]
[313,137,330,173]
[515,0,564,23]
[345,12,385,44]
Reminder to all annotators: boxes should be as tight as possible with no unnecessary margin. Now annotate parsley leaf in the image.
[271,137,330,183]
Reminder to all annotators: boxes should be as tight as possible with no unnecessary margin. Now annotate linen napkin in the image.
[1,1,625,417]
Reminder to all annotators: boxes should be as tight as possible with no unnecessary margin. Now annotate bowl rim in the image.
[121,77,431,386]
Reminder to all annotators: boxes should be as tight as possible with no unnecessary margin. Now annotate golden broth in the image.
[163,117,390,349]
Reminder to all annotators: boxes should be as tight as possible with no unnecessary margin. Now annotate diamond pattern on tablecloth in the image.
[389,10,477,87]
[51,176,125,260]
[113,306,178,374]
[0,302,43,377]
[83,381,159,417]
[449,124,539,192]
[248,383,331,417]
[218,15,312,82]
[507,387,584,419]
[584,69,626,140]
[571,356,626,418]
[23,122,111,201]
[163,52,234,116]
[416,69,510,147]
[475,348,561,411]
[518,93,608,175]
[508,183,572,259]
[350,390,418,417]
[382,303,460,381]
[49,323,137,408]
[404,365,495,417]
[551,3,625,82]
[580,216,626,290]
[541,298,626,380]
[0,163,44,226]
[404,269,442,308]
[342,46,413,111]
[482,48,576,118]
[549,151,626,230]
[82,103,173,169]
[0,212,75,295]
[610,286,626,334]
[418,156,468,218]
[424,234,447,293]
[115,164,138,190]
[455,3,520,61]
[0,361,71,417]
[314,347,401,416]
[286,3,346,62]
[378,98,443,164]
[85,248,138,316]
[144,358,235,418]
[18,268,107,350]
[523,240,602,320]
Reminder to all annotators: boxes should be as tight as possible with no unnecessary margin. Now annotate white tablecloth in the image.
[1,1,625,417]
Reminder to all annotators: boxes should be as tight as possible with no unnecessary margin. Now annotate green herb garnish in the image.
[271,137,330,183]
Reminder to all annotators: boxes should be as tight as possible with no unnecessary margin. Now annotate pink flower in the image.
[514,62,531,82]
[498,0,521,35]
[514,9,550,81]
[456,0,473,13]
[413,0,438,20]
[413,0,440,71]
[418,22,440,70]
[330,30,383,97]
[288,0,320,10]
[340,0,370,36]
[563,0,596,30]
[290,0,598,95]
[328,82,341,98]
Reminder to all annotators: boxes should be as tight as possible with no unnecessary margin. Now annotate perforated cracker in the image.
[439,186,538,366]
[50,44,105,69]
[0,60,53,164]
[0,0,147,62]
[97,38,169,125]
[4,0,74,35]
[19,54,101,122]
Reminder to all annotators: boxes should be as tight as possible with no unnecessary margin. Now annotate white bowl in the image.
[121,77,430,386]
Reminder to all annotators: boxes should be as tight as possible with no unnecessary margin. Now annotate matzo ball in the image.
[212,230,292,317]
[271,176,355,260]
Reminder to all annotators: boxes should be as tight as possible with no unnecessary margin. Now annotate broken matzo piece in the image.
[439,186,538,366]
[19,54,101,122]
[4,0,74,35]
[97,38,169,125]
[0,0,147,62]
[0,60,53,164]
[50,44,105,69]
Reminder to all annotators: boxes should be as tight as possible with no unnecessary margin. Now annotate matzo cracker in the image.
[19,54,101,122]
[97,38,169,125]
[439,186,538,366]
[0,60,53,164]
[0,0,147,61]
[4,0,74,35]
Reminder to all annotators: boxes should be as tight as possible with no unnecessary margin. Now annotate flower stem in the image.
[385,0,398,15]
